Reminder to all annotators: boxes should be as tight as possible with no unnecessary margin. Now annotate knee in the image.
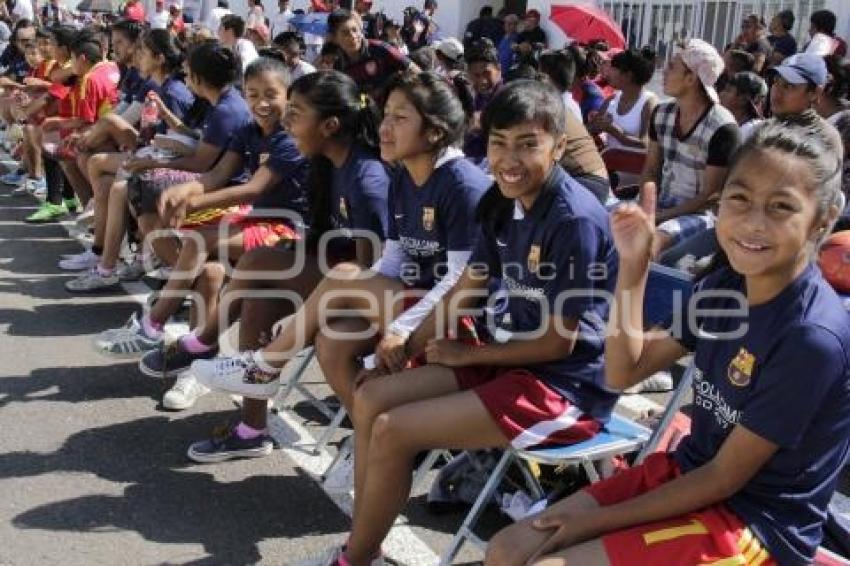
[199,262,226,286]
[485,528,522,566]
[326,262,363,285]
[234,246,270,273]
[351,381,383,429]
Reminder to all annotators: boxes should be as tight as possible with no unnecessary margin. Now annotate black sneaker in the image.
[138,339,218,379]
[187,424,274,464]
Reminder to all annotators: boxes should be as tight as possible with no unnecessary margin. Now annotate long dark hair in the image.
[290,70,381,245]
[142,28,185,76]
[700,111,844,278]
[477,80,566,233]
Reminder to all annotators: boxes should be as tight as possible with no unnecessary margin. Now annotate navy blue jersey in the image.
[388,156,489,289]
[118,66,143,106]
[673,264,850,565]
[201,86,252,180]
[229,123,309,218]
[157,75,194,131]
[472,166,619,420]
[326,145,390,260]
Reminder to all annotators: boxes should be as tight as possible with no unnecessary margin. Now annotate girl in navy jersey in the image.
[284,80,619,566]
[157,70,391,449]
[191,71,489,410]
[488,113,850,566]
[67,29,195,293]
[94,57,305,358]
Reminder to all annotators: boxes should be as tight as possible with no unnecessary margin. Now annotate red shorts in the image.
[585,452,776,566]
[455,366,601,450]
[239,220,299,251]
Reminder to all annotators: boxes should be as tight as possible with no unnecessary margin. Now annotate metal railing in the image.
[597,0,827,63]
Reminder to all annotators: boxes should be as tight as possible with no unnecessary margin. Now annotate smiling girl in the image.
[97,57,308,359]
[297,79,619,566]
[486,113,850,566]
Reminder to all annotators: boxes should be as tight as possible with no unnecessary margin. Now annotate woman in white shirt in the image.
[590,47,658,151]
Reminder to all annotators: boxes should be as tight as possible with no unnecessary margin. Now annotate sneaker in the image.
[162,372,210,410]
[26,177,46,198]
[65,267,120,293]
[293,546,385,566]
[0,169,26,185]
[625,370,674,394]
[323,452,355,494]
[139,339,218,379]
[24,201,67,224]
[186,424,273,463]
[191,352,281,399]
[58,249,100,271]
[65,197,83,215]
[94,313,162,358]
[117,255,148,281]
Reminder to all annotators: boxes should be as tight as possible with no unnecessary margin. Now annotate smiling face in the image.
[716,148,823,286]
[284,91,327,157]
[379,89,432,162]
[244,70,288,132]
[487,120,566,205]
[333,16,363,57]
[469,61,501,95]
[23,41,41,68]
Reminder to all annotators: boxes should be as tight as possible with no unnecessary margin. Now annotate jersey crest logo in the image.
[339,197,348,219]
[259,153,269,165]
[422,207,435,231]
[527,245,541,273]
[728,347,755,387]
[365,61,378,76]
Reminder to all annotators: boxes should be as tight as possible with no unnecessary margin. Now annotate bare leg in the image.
[188,261,227,330]
[100,180,129,270]
[257,264,407,368]
[87,153,123,250]
[346,366,508,564]
[59,160,92,206]
[137,212,179,266]
[485,491,601,566]
[314,318,376,412]
[148,225,245,325]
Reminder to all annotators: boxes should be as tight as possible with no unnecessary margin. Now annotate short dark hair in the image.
[482,79,566,139]
[538,49,576,92]
[220,14,245,37]
[479,6,492,18]
[610,46,656,86]
[217,0,229,8]
[111,18,143,42]
[776,9,794,32]
[188,39,239,88]
[71,31,102,62]
[327,8,359,36]
[727,49,755,73]
[465,38,498,66]
[810,9,836,35]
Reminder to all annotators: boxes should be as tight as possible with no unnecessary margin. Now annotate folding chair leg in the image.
[275,347,316,408]
[440,450,513,566]
[312,406,348,456]
[411,449,451,493]
[517,459,545,501]
[321,433,353,482]
[581,458,601,483]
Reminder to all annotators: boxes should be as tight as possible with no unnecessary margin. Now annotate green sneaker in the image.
[25,201,68,224]
[63,197,82,213]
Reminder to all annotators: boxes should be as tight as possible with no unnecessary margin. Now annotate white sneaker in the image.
[191,352,281,399]
[293,546,385,566]
[625,370,674,394]
[58,250,100,271]
[65,267,120,293]
[323,453,355,494]
[162,373,210,410]
[74,200,95,225]
[93,313,162,358]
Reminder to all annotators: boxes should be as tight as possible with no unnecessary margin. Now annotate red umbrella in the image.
[549,4,626,50]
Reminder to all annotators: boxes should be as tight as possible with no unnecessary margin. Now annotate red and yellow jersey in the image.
[30,59,56,81]
[69,60,120,123]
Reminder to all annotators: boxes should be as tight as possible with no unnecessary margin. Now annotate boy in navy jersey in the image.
[489,114,850,566]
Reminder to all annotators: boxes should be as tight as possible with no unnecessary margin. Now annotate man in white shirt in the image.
[270,0,293,39]
[219,14,259,72]
[803,9,843,57]
[206,0,232,35]
[148,0,171,30]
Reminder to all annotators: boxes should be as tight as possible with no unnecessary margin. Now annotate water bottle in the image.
[139,96,159,147]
